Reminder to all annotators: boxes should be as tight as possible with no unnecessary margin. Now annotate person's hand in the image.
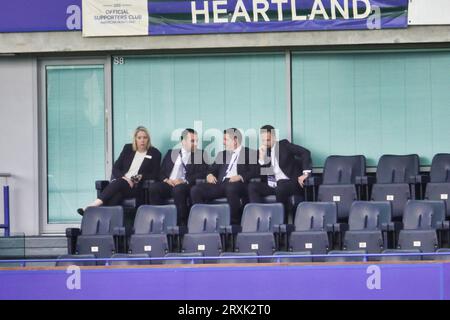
[229,175,243,183]
[173,179,186,186]
[164,178,176,187]
[122,176,134,188]
[298,174,308,188]
[259,144,267,161]
[207,174,217,184]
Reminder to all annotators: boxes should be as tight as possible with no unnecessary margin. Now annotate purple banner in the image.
[148,0,409,35]
[0,262,448,300]
[0,0,82,33]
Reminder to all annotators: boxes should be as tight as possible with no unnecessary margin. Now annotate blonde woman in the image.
[77,126,161,215]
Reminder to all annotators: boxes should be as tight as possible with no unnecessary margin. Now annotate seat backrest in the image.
[81,206,123,235]
[430,153,450,183]
[241,203,284,233]
[376,154,419,184]
[294,202,337,231]
[133,205,177,234]
[188,204,230,233]
[402,200,446,230]
[348,201,391,231]
[322,155,366,185]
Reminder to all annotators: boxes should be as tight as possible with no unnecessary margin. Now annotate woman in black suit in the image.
[77,126,161,215]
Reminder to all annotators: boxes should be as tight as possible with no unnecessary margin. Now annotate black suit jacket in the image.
[160,148,209,185]
[208,146,259,183]
[258,139,312,182]
[112,144,161,182]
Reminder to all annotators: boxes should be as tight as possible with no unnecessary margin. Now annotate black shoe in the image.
[77,208,84,216]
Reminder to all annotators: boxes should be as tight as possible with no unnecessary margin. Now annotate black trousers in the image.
[190,181,248,225]
[99,178,134,206]
[248,179,303,220]
[147,182,190,226]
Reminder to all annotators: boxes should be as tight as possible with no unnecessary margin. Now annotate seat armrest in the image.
[387,221,403,232]
[333,223,348,233]
[95,180,109,191]
[142,180,156,189]
[279,224,295,234]
[304,176,322,187]
[443,221,450,230]
[250,178,262,183]
[66,228,81,238]
[409,174,429,184]
[167,225,188,236]
[225,225,242,234]
[113,227,126,236]
[355,176,375,185]
[325,224,335,232]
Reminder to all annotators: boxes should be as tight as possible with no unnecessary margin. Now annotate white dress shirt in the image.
[169,148,190,181]
[224,145,242,179]
[125,151,147,179]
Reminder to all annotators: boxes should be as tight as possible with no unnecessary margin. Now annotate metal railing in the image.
[0,173,11,237]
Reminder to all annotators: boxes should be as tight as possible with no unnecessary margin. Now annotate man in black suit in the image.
[147,129,208,226]
[190,128,258,225]
[248,125,312,220]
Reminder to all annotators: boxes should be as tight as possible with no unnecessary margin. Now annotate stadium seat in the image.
[109,253,151,266]
[65,206,125,262]
[180,204,230,260]
[271,251,312,263]
[343,201,391,259]
[396,200,446,259]
[314,155,366,222]
[432,248,450,261]
[326,250,367,262]
[162,252,203,264]
[218,252,258,264]
[286,202,337,260]
[55,254,97,266]
[234,203,284,261]
[128,205,177,262]
[370,154,420,220]
[380,249,422,261]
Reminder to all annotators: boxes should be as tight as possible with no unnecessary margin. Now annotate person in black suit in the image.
[147,128,209,226]
[190,128,258,225]
[77,126,161,215]
[248,125,312,219]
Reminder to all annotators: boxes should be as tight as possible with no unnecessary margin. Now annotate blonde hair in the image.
[132,126,151,151]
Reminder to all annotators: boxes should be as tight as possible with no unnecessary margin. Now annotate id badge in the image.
[267,175,277,188]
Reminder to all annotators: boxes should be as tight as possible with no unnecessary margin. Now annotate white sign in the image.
[82,0,149,37]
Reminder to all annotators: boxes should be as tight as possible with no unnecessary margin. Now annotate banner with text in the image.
[82,0,149,37]
[148,0,409,35]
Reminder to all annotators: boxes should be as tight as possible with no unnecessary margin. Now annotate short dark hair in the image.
[260,125,275,135]
[181,128,197,141]
[223,128,242,144]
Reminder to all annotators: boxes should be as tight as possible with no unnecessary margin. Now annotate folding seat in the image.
[343,201,391,259]
[271,251,312,263]
[55,254,97,267]
[109,253,151,266]
[128,205,177,263]
[286,202,337,260]
[162,252,203,265]
[65,206,125,262]
[219,252,258,264]
[379,249,422,261]
[311,155,366,222]
[395,200,446,259]
[424,154,450,244]
[234,203,284,261]
[326,250,367,262]
[180,204,230,260]
[370,155,420,221]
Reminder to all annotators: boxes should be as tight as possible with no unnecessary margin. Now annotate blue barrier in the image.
[0,173,11,237]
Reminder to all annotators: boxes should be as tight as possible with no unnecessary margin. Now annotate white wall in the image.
[0,58,39,236]
[409,0,450,25]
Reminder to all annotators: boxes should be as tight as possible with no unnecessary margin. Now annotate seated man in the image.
[190,128,258,225]
[148,128,208,226]
[248,125,312,220]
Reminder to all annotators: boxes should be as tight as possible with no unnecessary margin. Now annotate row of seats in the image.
[303,153,450,224]
[65,200,450,262]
